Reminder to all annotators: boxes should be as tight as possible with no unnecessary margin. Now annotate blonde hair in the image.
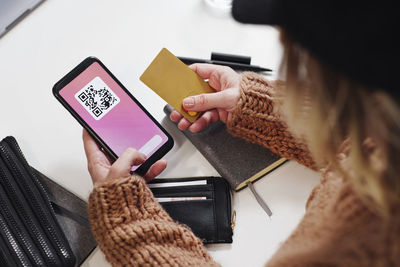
[278,29,400,217]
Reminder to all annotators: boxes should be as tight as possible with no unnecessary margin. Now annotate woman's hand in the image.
[82,130,167,185]
[170,64,241,132]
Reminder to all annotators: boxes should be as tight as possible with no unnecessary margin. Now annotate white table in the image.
[0,1,321,266]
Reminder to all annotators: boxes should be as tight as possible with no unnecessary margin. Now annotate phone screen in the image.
[58,62,169,171]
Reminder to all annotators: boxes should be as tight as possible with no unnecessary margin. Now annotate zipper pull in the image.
[231,210,236,230]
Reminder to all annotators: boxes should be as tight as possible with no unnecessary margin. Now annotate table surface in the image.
[0,1,321,266]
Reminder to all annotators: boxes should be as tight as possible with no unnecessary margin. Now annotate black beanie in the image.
[232,0,397,95]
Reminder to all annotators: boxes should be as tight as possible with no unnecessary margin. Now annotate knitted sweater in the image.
[89,73,399,266]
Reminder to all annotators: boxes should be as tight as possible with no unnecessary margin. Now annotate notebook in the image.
[163,104,286,191]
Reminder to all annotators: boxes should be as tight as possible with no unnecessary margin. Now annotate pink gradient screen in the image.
[59,62,168,168]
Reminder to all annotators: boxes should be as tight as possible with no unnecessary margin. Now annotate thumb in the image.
[108,148,146,179]
[182,91,230,112]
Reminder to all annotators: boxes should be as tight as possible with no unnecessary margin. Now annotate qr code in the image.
[75,76,120,120]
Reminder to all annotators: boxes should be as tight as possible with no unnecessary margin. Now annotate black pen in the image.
[178,57,272,72]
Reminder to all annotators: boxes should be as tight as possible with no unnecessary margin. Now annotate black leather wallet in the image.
[0,136,76,267]
[148,176,234,244]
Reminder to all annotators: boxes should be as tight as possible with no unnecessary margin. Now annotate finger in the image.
[177,118,192,131]
[143,160,167,182]
[108,148,146,179]
[189,63,231,80]
[82,129,113,164]
[82,130,103,160]
[219,109,229,124]
[182,90,230,112]
[189,110,219,133]
[82,130,111,183]
[170,110,183,122]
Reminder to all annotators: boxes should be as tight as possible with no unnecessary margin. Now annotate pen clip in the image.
[211,52,251,65]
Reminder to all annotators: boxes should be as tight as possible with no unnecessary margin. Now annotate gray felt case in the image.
[33,169,97,266]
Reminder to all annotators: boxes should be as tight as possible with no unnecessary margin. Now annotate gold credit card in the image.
[140,48,214,123]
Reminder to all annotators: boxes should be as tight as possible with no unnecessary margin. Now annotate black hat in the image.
[232,0,397,94]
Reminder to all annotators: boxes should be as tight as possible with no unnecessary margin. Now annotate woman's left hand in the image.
[82,130,167,186]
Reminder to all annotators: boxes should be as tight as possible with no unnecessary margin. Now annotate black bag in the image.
[0,136,76,267]
[148,176,234,244]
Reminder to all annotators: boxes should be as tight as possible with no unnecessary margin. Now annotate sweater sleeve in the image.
[227,72,316,169]
[88,175,220,267]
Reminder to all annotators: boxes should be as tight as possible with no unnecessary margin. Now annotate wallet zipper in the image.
[0,137,75,266]
[6,137,75,266]
[224,179,235,230]
[0,169,46,266]
[0,143,61,266]
[0,212,31,267]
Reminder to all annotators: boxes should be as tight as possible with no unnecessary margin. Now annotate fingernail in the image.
[183,97,194,108]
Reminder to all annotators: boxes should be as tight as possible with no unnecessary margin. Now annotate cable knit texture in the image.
[89,176,219,267]
[88,72,400,266]
[227,72,316,169]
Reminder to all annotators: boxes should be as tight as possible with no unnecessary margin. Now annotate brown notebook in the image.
[163,104,286,191]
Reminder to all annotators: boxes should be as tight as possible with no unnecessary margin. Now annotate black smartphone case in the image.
[0,136,96,267]
[52,57,174,177]
[148,177,234,244]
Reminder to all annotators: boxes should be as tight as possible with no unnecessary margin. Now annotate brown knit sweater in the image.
[89,73,400,266]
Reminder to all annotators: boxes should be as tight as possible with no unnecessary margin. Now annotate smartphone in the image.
[53,57,174,175]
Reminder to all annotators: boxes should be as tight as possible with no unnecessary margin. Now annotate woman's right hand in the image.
[170,63,241,132]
